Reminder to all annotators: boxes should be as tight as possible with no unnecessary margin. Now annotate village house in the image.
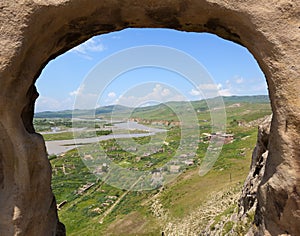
[202,132,234,144]
[184,160,194,166]
[169,165,181,173]
[151,171,163,186]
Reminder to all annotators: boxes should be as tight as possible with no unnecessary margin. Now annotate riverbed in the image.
[45,122,166,155]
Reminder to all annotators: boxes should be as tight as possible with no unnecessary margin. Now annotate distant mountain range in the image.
[34,95,269,119]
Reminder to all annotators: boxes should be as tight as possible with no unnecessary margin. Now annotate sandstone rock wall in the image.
[0,0,299,235]
[239,115,272,217]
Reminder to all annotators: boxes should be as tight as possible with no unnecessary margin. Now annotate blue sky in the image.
[35,28,268,112]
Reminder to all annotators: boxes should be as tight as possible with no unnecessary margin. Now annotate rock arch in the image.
[0,0,299,235]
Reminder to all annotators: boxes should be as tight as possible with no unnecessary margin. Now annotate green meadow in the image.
[35,96,272,235]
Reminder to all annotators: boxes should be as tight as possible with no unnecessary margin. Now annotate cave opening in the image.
[33,28,271,235]
[2,1,299,235]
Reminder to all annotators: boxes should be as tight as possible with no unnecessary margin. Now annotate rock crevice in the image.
[239,115,272,217]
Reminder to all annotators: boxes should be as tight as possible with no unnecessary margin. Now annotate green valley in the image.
[34,95,272,235]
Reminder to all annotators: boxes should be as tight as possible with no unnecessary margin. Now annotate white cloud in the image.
[198,83,219,91]
[35,96,74,112]
[103,92,117,105]
[36,83,101,112]
[161,88,170,96]
[189,88,201,96]
[108,92,116,98]
[214,76,267,96]
[68,84,100,109]
[71,37,105,58]
[69,88,80,97]
[235,77,244,84]
[218,89,232,96]
[69,85,85,97]
[251,82,268,93]
[189,83,224,98]
[117,84,186,107]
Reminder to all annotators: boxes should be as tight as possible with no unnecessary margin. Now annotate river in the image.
[45,122,166,155]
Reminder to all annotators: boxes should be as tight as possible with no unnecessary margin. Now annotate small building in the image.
[169,165,181,173]
[221,134,234,144]
[151,172,163,186]
[184,160,194,166]
[202,132,234,144]
[83,154,93,160]
[179,154,188,158]
[50,126,61,132]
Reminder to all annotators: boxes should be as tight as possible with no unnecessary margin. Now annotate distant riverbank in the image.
[45,122,166,155]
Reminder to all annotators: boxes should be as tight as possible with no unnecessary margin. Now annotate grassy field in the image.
[38,96,272,235]
[43,130,112,141]
[50,126,258,235]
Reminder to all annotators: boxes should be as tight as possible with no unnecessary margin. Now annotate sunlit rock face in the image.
[0,0,299,235]
[239,115,271,227]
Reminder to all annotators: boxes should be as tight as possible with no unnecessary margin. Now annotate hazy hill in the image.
[35,95,269,119]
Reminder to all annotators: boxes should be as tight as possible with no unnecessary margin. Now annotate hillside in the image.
[36,95,272,235]
[35,95,269,119]
[35,105,130,118]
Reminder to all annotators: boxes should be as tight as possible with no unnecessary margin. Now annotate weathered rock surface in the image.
[0,0,299,235]
[239,115,272,217]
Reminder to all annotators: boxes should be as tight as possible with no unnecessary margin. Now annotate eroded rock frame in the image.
[0,0,299,235]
